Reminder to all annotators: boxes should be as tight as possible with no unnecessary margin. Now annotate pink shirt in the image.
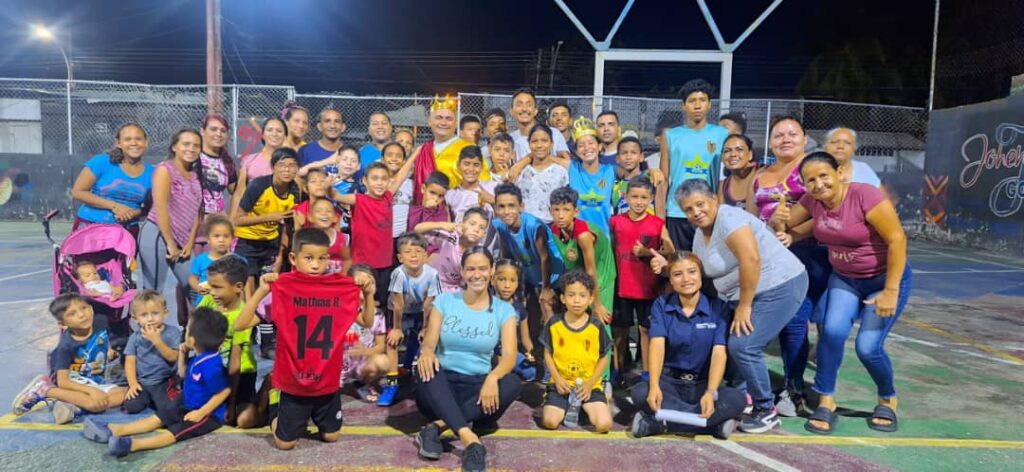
[799,183,888,278]
[240,153,273,182]
[147,161,202,246]
[425,230,472,292]
[446,181,497,223]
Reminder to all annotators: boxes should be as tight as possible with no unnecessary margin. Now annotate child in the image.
[12,294,128,424]
[189,214,234,306]
[608,176,675,379]
[197,255,260,428]
[493,258,537,381]
[299,145,363,195]
[415,207,491,293]
[342,264,390,403]
[516,126,568,224]
[445,146,497,223]
[384,232,441,405]
[491,183,563,324]
[539,271,613,433]
[123,290,182,415]
[548,186,616,325]
[487,133,515,183]
[81,307,230,457]
[293,167,342,231]
[74,261,124,300]
[612,136,660,215]
[407,171,452,246]
[234,228,375,450]
[381,142,414,238]
[308,198,351,275]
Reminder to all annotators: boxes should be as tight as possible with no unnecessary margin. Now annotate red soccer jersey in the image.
[270,271,361,396]
[351,192,394,269]
[609,213,665,300]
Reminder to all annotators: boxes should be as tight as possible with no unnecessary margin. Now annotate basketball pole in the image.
[928,0,940,111]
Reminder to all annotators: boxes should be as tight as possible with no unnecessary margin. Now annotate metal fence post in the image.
[66,79,72,154]
[231,85,239,157]
[763,100,772,161]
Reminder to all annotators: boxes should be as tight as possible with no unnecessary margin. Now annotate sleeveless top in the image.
[752,162,805,223]
[721,177,747,208]
[550,219,617,311]
[147,161,203,246]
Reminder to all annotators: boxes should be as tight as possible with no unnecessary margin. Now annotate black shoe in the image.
[415,424,443,460]
[462,442,487,472]
[712,418,738,440]
[739,406,780,434]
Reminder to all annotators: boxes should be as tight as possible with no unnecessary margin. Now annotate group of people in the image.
[10,78,911,471]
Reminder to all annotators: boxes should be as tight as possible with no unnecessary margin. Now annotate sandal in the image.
[868,404,898,432]
[803,406,838,435]
[357,385,380,403]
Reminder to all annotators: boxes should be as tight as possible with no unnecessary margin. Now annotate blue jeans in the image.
[778,243,832,392]
[812,265,912,398]
[728,271,808,410]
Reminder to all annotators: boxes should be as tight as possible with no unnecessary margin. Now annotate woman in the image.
[824,127,881,187]
[282,101,310,151]
[718,134,756,208]
[747,116,831,417]
[234,117,288,218]
[631,252,746,440]
[778,152,911,435]
[138,129,204,325]
[414,247,522,472]
[568,117,616,235]
[656,178,807,434]
[71,123,153,235]
[198,114,237,215]
[516,124,568,224]
[395,128,416,157]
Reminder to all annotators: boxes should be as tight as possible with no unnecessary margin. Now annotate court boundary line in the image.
[0,268,51,282]
[905,319,1024,365]
[710,440,801,471]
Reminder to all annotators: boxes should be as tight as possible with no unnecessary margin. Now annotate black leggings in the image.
[631,376,746,430]
[415,369,522,433]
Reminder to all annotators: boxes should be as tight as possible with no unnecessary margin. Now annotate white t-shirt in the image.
[513,127,570,161]
[517,163,568,224]
[393,178,414,237]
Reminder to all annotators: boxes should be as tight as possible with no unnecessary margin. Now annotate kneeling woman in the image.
[779,152,911,434]
[414,247,522,472]
[631,252,746,439]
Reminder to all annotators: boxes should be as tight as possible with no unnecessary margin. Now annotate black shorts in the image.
[233,372,258,406]
[372,266,394,328]
[613,297,653,328]
[666,217,696,252]
[274,390,342,442]
[543,384,607,410]
[235,237,280,278]
[155,396,223,442]
[123,377,181,415]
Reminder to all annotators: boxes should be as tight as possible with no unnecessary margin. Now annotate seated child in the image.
[343,264,390,402]
[189,214,235,306]
[123,290,182,415]
[74,261,124,300]
[81,307,230,457]
[12,294,128,424]
[539,271,613,433]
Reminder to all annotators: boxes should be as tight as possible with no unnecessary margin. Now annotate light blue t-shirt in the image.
[435,292,516,376]
[492,212,564,289]
[569,159,616,236]
[359,144,383,171]
[389,264,441,314]
[190,253,215,305]
[851,160,881,187]
[665,124,729,218]
[76,154,155,225]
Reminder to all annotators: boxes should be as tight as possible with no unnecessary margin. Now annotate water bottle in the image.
[564,378,584,428]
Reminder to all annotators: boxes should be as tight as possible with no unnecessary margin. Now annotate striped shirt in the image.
[147,161,203,246]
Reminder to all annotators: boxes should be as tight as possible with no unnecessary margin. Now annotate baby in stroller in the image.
[74,261,125,300]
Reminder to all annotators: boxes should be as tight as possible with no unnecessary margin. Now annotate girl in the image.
[198,114,237,215]
[568,117,616,235]
[308,198,350,275]
[139,129,204,326]
[395,128,416,157]
[189,214,235,306]
[718,134,756,208]
[235,117,288,218]
[381,142,414,238]
[342,264,390,402]
[414,207,490,293]
[71,123,153,235]
[493,258,536,379]
[516,124,568,224]
[292,168,339,231]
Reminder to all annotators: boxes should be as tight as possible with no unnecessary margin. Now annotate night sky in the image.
[1,0,938,105]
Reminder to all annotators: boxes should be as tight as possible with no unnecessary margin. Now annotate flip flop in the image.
[868,404,898,433]
[803,406,838,435]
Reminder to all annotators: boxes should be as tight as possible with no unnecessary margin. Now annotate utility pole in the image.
[206,0,223,114]
[927,0,941,111]
[549,41,563,91]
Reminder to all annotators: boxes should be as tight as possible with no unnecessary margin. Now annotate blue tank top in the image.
[492,212,564,289]
[569,160,616,236]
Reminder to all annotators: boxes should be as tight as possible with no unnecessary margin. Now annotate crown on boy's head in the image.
[572,116,598,142]
[430,94,458,113]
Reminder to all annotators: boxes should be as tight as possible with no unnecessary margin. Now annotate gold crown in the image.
[429,94,458,113]
[572,116,598,141]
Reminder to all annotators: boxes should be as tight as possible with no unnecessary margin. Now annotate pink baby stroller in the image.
[44,210,137,351]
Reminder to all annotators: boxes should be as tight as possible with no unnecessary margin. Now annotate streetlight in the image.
[31,24,73,154]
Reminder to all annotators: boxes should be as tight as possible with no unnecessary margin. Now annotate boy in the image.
[547,186,616,326]
[82,307,230,457]
[487,133,516,184]
[74,261,124,299]
[459,115,482,145]
[491,183,563,324]
[197,255,261,428]
[612,136,654,215]
[382,232,441,406]
[234,228,375,450]
[308,198,350,275]
[608,176,675,379]
[539,271,613,433]
[407,171,452,254]
[123,290,181,415]
[12,294,128,424]
[445,146,497,222]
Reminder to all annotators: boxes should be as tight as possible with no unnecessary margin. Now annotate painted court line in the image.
[0,268,51,282]
[905,319,1024,365]
[0,297,52,306]
[909,246,1024,270]
[711,439,801,472]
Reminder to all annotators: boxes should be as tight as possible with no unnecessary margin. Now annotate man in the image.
[548,102,574,158]
[359,112,394,170]
[510,87,570,161]
[459,115,482,145]
[596,111,621,166]
[657,78,729,251]
[298,107,346,169]
[411,95,491,203]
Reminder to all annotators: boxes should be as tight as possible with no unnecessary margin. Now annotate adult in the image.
[198,114,237,215]
[71,123,153,236]
[395,128,415,157]
[459,115,482,145]
[752,116,833,417]
[234,117,288,219]
[509,88,570,161]
[719,112,747,136]
[655,179,808,434]
[411,96,489,203]
[777,152,911,435]
[414,247,522,472]
[630,252,746,440]
[568,117,616,235]
[596,111,622,166]
[658,79,730,252]
[718,134,757,208]
[281,101,310,151]
[360,111,393,170]
[298,107,346,169]
[138,129,204,326]
[548,102,574,158]
[824,127,881,187]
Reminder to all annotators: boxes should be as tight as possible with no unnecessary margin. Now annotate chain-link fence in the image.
[289,93,435,147]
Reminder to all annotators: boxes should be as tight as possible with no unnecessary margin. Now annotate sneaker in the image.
[108,435,132,457]
[52,401,83,425]
[630,412,665,438]
[11,374,53,415]
[774,389,805,418]
[743,393,753,415]
[356,385,380,403]
[415,423,443,460]
[461,442,487,472]
[377,383,400,407]
[712,418,738,440]
[739,407,781,434]
[82,417,112,443]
